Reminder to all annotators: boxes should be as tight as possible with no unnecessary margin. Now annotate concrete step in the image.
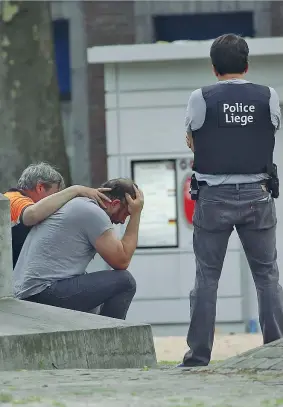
[0,298,157,371]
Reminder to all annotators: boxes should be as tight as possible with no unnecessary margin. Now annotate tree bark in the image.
[0,0,71,191]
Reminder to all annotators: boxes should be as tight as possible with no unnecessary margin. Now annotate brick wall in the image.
[270,1,283,36]
[83,1,135,186]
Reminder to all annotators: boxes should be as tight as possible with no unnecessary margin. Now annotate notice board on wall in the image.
[131,159,178,248]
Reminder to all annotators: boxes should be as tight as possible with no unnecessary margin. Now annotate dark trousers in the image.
[183,182,283,367]
[25,270,136,320]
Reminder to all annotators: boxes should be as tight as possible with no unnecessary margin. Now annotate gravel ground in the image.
[154,334,263,362]
[0,367,283,407]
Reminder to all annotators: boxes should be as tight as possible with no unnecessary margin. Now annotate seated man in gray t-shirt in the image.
[13,178,144,320]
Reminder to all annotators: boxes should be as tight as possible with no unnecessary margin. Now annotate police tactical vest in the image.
[192,83,275,175]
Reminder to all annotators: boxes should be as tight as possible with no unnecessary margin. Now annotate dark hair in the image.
[210,34,249,76]
[100,178,138,202]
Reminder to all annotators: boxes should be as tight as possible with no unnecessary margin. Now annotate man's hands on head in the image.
[94,185,144,271]
[125,185,144,216]
[75,184,144,213]
[74,186,112,209]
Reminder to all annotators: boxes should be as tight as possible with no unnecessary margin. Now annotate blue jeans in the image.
[183,182,283,366]
[25,270,136,320]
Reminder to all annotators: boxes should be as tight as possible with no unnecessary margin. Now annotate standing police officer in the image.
[180,34,283,367]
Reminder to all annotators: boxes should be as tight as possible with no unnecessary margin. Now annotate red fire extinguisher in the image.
[183,175,196,225]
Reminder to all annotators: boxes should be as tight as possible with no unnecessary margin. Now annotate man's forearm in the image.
[187,132,195,152]
[121,212,141,263]
[22,186,80,226]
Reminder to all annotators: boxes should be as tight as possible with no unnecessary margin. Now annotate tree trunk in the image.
[0,0,71,191]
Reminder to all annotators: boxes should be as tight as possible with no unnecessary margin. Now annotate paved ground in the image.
[154,334,262,362]
[1,334,281,407]
[0,367,283,407]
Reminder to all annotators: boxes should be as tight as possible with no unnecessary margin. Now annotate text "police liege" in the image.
[223,103,255,126]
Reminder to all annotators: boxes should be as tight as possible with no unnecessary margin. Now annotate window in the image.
[154,11,254,42]
[131,159,179,249]
[53,19,71,101]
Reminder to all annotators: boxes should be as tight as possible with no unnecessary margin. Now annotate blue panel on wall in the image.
[53,19,71,100]
[154,12,255,42]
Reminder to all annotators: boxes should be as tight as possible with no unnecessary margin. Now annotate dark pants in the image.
[25,270,136,320]
[183,182,283,367]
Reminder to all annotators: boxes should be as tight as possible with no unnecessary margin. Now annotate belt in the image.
[198,180,265,187]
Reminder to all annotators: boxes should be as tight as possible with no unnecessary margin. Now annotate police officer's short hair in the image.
[210,33,249,76]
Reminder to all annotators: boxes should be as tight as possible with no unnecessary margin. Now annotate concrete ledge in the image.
[0,298,157,371]
[87,37,283,64]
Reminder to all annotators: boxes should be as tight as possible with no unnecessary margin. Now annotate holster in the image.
[190,174,199,201]
[266,163,279,199]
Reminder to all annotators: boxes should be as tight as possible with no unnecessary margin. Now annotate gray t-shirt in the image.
[185,79,282,185]
[13,197,113,299]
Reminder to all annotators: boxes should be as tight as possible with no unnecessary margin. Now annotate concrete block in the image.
[0,298,157,371]
[0,195,13,298]
[0,330,88,371]
[84,325,156,369]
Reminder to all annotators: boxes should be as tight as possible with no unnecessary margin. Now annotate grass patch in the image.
[169,402,205,407]
[0,393,13,403]
[72,387,115,396]
[12,396,41,404]
[52,402,66,407]
[261,399,283,407]
[158,361,178,366]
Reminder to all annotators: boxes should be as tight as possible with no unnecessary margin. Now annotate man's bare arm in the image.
[95,187,144,270]
[186,132,194,152]
[22,186,111,227]
[95,213,141,270]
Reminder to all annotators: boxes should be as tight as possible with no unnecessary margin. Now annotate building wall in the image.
[134,1,273,44]
[50,0,282,187]
[103,53,283,333]
[49,1,283,333]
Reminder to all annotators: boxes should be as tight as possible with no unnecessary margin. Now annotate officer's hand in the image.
[186,133,191,148]
[186,133,194,152]
[126,185,144,215]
